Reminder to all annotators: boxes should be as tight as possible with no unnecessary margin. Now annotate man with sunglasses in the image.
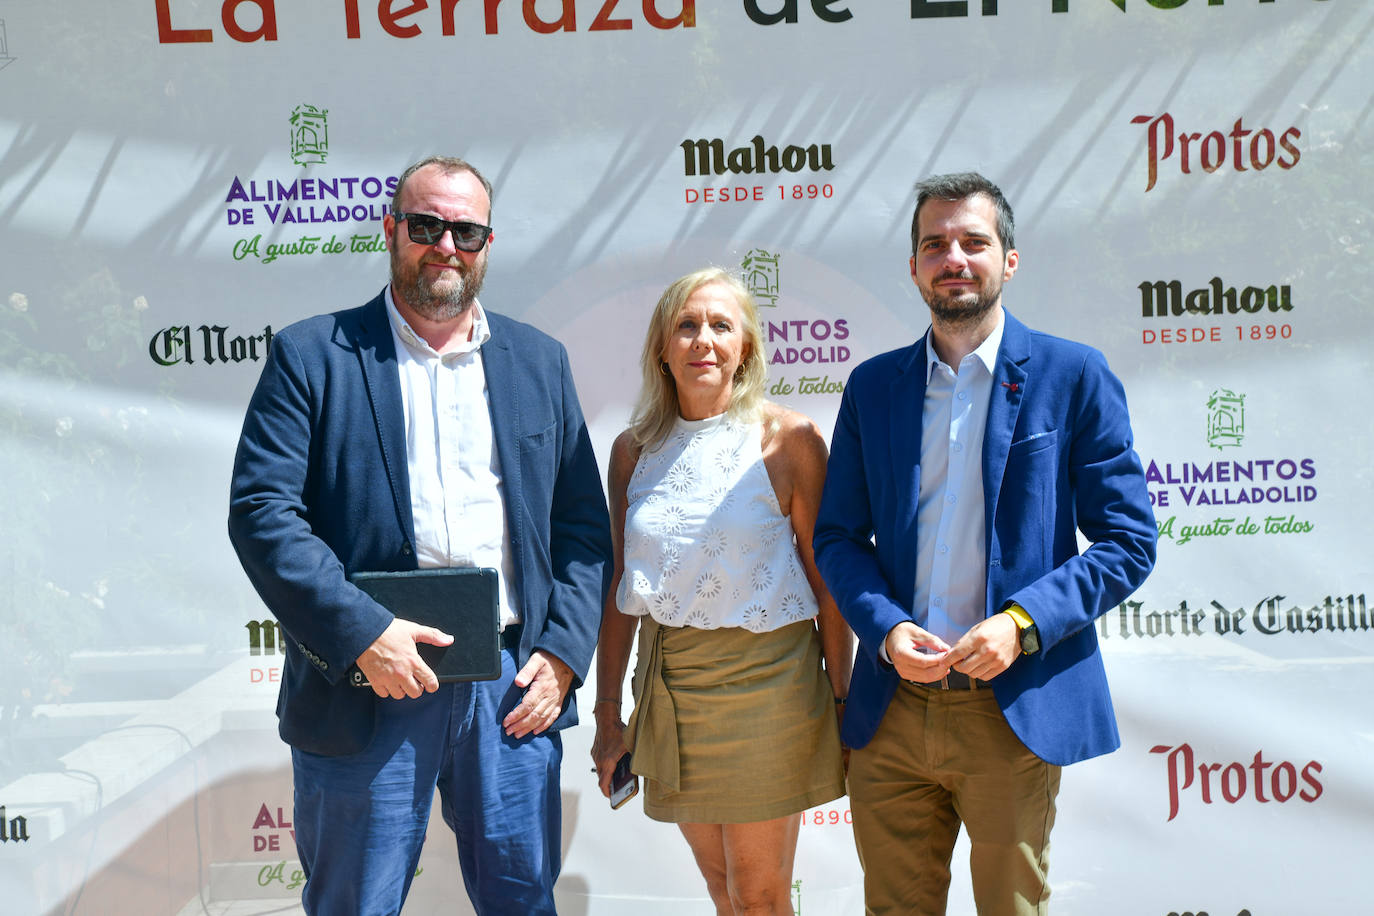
[229,156,612,915]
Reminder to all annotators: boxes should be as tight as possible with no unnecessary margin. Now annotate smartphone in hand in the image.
[609,752,639,810]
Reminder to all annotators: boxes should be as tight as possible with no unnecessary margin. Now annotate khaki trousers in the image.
[847,681,1061,916]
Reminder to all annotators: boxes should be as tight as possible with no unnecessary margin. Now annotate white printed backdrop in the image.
[1,2,1370,914]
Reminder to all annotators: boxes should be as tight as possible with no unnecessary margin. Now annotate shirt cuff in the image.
[878,624,897,665]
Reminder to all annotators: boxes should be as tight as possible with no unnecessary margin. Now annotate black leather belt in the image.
[909,671,982,691]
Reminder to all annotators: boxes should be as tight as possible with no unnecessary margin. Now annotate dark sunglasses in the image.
[393,211,492,252]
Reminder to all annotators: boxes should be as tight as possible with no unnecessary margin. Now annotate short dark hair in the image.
[390,156,493,220]
[910,171,1015,255]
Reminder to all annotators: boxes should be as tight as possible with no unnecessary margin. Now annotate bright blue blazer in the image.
[814,311,1156,766]
[228,292,612,756]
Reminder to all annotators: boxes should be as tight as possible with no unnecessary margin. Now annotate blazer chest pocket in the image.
[1008,429,1057,457]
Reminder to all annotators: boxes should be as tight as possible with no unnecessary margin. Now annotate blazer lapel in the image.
[353,292,414,544]
[889,334,928,597]
[479,320,525,586]
[982,310,1030,598]
[480,320,519,487]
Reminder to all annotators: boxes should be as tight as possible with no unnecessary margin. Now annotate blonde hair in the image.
[628,267,768,451]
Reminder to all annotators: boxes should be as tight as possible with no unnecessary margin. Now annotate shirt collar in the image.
[384,284,491,358]
[924,307,1006,383]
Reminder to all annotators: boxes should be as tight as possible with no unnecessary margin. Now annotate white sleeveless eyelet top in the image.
[617,413,818,632]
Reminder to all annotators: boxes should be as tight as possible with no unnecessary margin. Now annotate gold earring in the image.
[660,362,670,376]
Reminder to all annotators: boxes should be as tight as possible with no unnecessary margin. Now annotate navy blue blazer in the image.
[228,292,612,756]
[814,312,1156,766]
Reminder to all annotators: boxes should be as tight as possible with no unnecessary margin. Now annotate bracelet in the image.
[834,696,846,706]
[594,697,620,707]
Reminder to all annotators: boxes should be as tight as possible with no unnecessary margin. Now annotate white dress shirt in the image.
[384,287,521,629]
[913,310,1005,645]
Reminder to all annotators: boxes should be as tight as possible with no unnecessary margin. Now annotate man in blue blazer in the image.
[814,172,1156,915]
[228,157,612,916]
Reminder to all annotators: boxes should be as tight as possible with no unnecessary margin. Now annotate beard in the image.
[390,241,488,322]
[919,270,1002,329]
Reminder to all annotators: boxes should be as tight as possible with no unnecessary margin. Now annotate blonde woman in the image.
[591,267,851,915]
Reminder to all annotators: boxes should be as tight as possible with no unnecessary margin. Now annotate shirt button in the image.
[952,443,963,453]
[947,494,957,504]
[958,392,969,401]
[933,597,943,608]
[939,544,949,554]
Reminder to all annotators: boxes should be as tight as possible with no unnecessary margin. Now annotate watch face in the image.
[1021,625,1041,655]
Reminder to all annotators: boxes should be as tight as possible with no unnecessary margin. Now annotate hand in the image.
[503,650,574,739]
[884,621,952,683]
[947,613,1020,681]
[590,706,631,798]
[355,618,454,699]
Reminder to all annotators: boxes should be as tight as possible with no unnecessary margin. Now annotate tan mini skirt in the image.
[624,616,845,824]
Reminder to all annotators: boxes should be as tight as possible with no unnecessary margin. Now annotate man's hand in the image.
[884,621,952,683]
[355,618,454,699]
[947,612,1020,681]
[503,650,574,739]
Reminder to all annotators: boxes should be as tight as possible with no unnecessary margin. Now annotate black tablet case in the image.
[348,567,501,683]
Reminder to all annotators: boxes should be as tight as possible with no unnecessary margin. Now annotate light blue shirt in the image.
[913,310,1005,645]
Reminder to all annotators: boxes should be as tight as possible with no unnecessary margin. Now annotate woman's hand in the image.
[590,705,631,798]
[590,431,642,798]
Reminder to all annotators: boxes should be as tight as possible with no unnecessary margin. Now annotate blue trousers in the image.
[290,648,563,916]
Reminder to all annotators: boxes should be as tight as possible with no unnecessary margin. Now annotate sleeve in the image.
[226,331,392,683]
[1005,350,1158,650]
[812,378,914,665]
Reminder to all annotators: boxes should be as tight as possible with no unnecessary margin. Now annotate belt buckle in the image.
[905,675,953,690]
[906,673,977,691]
[943,671,979,691]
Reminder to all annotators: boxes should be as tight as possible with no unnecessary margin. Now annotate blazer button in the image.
[401,543,413,556]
